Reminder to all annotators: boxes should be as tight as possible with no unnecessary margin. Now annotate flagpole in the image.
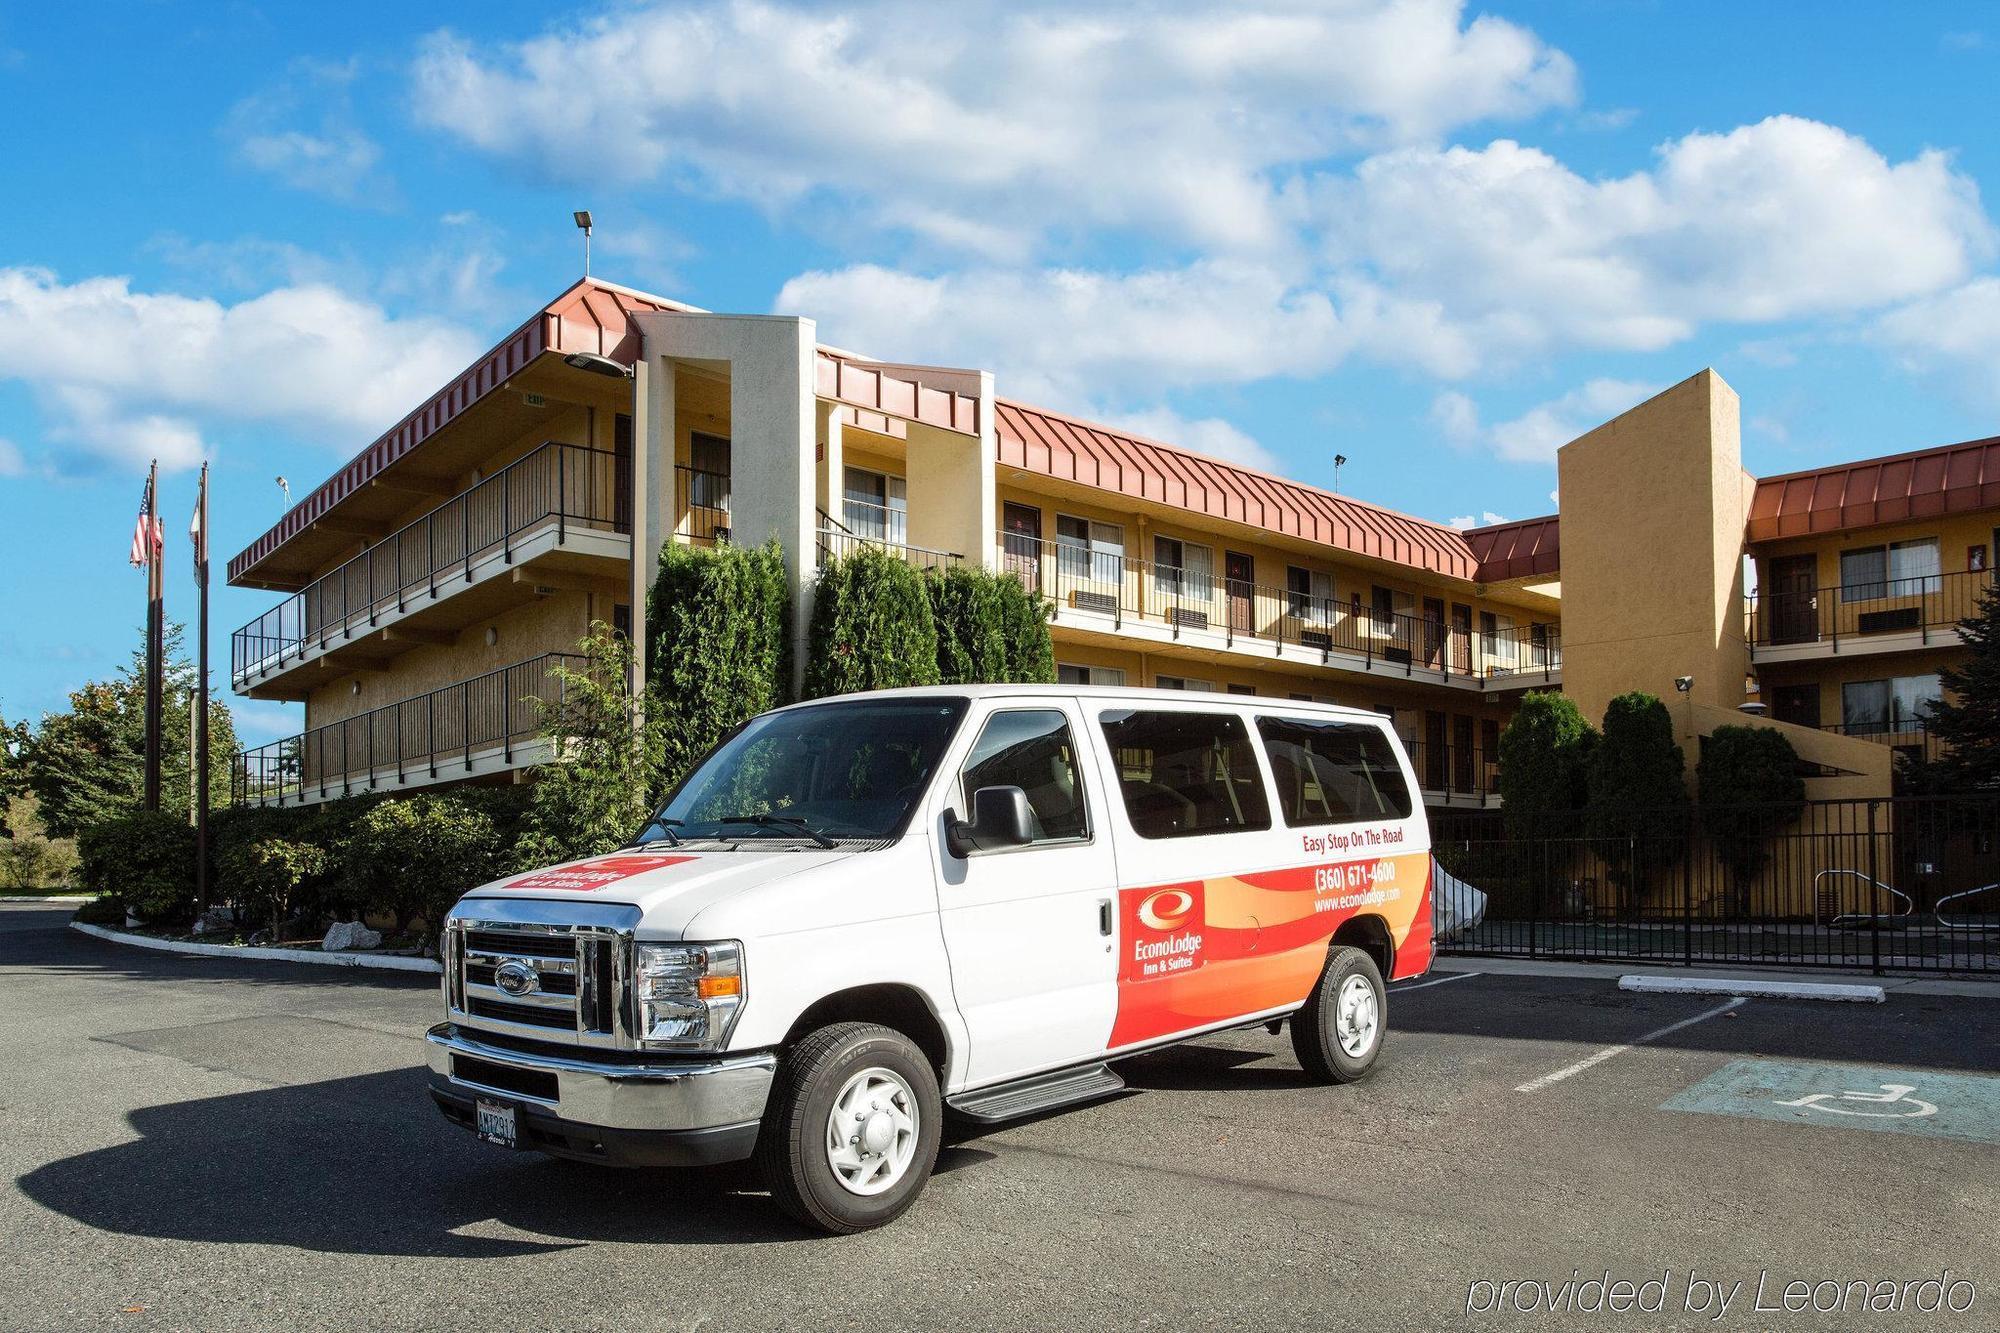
[143,459,163,812]
[194,463,211,911]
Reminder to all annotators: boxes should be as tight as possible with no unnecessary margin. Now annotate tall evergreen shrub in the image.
[650,540,791,785]
[1585,692,1690,895]
[804,547,941,698]
[1496,691,1597,837]
[925,566,1056,685]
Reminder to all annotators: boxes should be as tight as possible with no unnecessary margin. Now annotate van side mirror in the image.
[947,785,1034,858]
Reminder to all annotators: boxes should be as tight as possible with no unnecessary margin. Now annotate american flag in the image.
[129,473,163,569]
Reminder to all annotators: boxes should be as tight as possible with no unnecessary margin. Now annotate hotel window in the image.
[842,466,906,544]
[1286,565,1334,620]
[1841,538,1938,600]
[1056,514,1125,589]
[1227,684,1257,696]
[1154,674,1214,691]
[1153,536,1213,603]
[1371,585,1395,631]
[1057,663,1126,687]
[1841,673,1941,735]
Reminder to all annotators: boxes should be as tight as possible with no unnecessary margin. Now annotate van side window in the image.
[960,710,1088,843]
[1097,710,1272,839]
[1256,716,1413,824]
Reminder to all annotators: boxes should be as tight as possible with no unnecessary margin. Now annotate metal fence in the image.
[232,442,628,680]
[1432,797,2000,973]
[232,652,584,806]
[998,530,1559,686]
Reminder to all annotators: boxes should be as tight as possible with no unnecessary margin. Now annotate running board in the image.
[948,1063,1127,1125]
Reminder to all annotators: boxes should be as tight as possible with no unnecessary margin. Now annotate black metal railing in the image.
[1403,740,1502,803]
[231,652,584,806]
[816,509,962,570]
[676,464,731,547]
[1432,795,2000,973]
[231,443,629,680]
[1820,719,1946,765]
[1000,532,1558,685]
[1748,567,1991,651]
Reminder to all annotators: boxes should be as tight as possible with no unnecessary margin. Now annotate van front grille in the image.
[446,912,629,1048]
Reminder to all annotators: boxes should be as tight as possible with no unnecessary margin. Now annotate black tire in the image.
[754,1021,942,1233]
[1290,945,1386,1084]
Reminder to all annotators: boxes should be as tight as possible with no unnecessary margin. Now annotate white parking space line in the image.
[1514,997,1748,1094]
[1392,971,1481,992]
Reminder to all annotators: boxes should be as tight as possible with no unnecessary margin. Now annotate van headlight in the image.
[633,941,743,1050]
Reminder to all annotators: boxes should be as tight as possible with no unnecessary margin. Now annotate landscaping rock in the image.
[191,907,236,936]
[322,921,383,952]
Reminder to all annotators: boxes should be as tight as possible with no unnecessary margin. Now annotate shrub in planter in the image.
[805,547,940,699]
[516,629,664,868]
[925,566,1056,685]
[651,540,791,788]
[341,792,502,939]
[223,837,329,938]
[76,809,198,923]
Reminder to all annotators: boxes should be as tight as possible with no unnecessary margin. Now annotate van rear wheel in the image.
[754,1021,941,1233]
[1291,946,1385,1083]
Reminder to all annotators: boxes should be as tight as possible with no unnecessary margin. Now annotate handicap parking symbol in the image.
[1661,1060,2000,1144]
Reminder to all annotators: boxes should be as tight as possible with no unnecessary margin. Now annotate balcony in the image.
[1748,568,1990,662]
[232,653,583,807]
[999,533,1558,691]
[816,507,963,571]
[1819,720,1945,766]
[1403,739,1503,808]
[231,443,630,698]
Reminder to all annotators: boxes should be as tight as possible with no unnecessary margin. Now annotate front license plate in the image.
[475,1098,518,1149]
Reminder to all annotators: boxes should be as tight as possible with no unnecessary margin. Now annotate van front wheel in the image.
[754,1022,942,1233]
[1291,946,1385,1083]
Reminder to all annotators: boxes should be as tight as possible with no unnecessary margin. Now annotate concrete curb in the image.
[69,920,442,974]
[1619,974,1885,1003]
[1443,954,1999,998]
[1,895,90,904]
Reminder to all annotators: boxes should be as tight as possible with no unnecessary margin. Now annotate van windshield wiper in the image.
[636,819,683,848]
[711,813,837,849]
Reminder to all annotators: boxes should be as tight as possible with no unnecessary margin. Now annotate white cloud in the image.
[1432,378,1660,464]
[1109,407,1281,472]
[413,0,1576,258]
[1874,276,2000,409]
[1321,117,1995,363]
[1447,510,1508,530]
[224,60,392,206]
[0,267,481,473]
[0,437,26,477]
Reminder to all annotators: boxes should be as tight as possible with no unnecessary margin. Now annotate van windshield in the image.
[634,697,968,845]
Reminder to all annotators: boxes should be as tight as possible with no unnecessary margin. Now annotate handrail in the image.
[231,442,628,680]
[1812,869,1915,927]
[230,651,587,806]
[1934,882,2000,929]
[1747,566,1992,650]
[996,530,1558,684]
[817,521,962,569]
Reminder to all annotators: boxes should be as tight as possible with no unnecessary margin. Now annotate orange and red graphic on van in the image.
[1109,851,1431,1048]
[505,853,696,892]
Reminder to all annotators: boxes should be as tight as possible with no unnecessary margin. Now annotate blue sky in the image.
[4,1,2000,745]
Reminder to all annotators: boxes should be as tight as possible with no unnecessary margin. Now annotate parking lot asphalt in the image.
[4,902,1997,1331]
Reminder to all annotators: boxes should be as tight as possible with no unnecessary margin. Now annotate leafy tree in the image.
[18,622,237,838]
[515,626,665,866]
[1496,691,1597,837]
[1697,725,1806,910]
[1922,582,2000,792]
[1586,692,1690,897]
[650,540,790,788]
[0,794,80,891]
[77,809,198,921]
[925,566,1056,685]
[804,547,941,698]
[342,792,501,938]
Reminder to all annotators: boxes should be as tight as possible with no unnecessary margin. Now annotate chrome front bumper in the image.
[424,1022,775,1132]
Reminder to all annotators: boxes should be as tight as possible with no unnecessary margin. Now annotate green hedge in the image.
[77,809,198,921]
[925,566,1055,685]
[651,540,791,784]
[805,547,941,698]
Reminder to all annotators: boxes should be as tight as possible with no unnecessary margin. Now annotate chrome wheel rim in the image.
[826,1066,919,1196]
[1335,974,1380,1058]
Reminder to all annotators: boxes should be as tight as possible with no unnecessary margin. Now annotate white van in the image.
[428,685,1433,1232]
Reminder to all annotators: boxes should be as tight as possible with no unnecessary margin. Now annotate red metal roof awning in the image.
[1747,434,2000,542]
[1463,514,1561,582]
[228,278,693,583]
[996,398,1488,581]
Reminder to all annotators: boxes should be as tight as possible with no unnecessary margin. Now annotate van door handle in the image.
[1098,898,1114,936]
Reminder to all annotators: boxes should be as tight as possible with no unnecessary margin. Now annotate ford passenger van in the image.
[427,685,1434,1232]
